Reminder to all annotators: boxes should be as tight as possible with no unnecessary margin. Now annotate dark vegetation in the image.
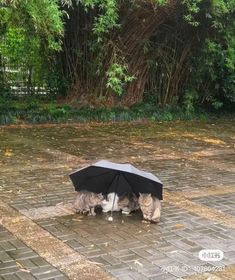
[0,0,234,124]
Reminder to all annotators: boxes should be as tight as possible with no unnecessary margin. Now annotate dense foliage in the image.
[0,0,234,115]
[190,3,235,109]
[0,0,63,94]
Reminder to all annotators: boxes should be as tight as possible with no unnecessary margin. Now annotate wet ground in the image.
[0,120,235,280]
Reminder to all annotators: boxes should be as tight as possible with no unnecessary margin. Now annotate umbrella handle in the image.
[110,192,117,217]
[110,172,120,217]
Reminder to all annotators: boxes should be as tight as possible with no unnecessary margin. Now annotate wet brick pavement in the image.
[0,121,235,279]
[192,193,235,216]
[36,203,235,279]
[0,226,68,280]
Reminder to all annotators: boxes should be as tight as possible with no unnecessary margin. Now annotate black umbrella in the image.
[69,160,163,200]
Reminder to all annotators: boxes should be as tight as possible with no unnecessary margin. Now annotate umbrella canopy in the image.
[69,160,163,200]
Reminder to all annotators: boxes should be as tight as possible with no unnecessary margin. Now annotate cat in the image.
[118,193,139,214]
[101,192,120,212]
[73,191,103,216]
[138,193,161,223]
[101,192,139,214]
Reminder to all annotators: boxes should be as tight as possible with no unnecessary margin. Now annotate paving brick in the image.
[0,241,16,251]
[48,276,68,280]
[78,246,106,258]
[141,266,166,277]
[108,267,134,277]
[89,256,110,266]
[131,248,152,258]
[102,254,121,265]
[16,271,36,280]
[124,271,149,280]
[65,239,84,249]
[111,249,134,258]
[0,251,12,263]
[0,232,15,242]
[35,270,65,280]
[2,275,21,280]
[119,254,141,263]
[16,259,38,270]
[8,250,38,261]
[151,258,177,267]
[0,266,19,276]
[149,273,177,280]
[105,263,130,272]
[30,265,57,276]
[9,240,26,250]
[73,236,91,247]
[97,244,118,254]
[0,261,17,270]
[115,275,133,280]
[31,257,49,267]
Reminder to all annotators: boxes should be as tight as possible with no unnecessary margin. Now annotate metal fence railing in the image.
[0,62,49,95]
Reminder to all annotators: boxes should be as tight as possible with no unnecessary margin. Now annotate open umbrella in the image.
[69,160,163,200]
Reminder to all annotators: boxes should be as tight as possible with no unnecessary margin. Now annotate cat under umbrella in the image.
[69,160,163,223]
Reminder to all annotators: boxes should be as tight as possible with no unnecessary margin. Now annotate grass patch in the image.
[0,97,234,125]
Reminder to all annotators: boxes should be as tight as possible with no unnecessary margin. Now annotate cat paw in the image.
[142,220,151,224]
[89,212,96,216]
[151,218,160,223]
[122,210,131,215]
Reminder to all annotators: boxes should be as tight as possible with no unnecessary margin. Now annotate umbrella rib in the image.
[105,172,119,194]
[110,174,119,217]
[122,172,162,198]
[121,173,135,193]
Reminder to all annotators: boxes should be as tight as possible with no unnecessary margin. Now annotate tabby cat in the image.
[138,193,161,222]
[118,193,139,214]
[73,191,103,216]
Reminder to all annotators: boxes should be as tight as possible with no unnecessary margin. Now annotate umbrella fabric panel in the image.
[69,166,133,195]
[93,160,162,184]
[122,172,163,200]
[107,173,133,196]
[69,166,117,193]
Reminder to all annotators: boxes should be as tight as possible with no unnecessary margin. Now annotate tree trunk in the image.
[108,0,182,106]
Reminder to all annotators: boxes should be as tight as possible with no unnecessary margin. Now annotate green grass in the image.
[0,96,234,125]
